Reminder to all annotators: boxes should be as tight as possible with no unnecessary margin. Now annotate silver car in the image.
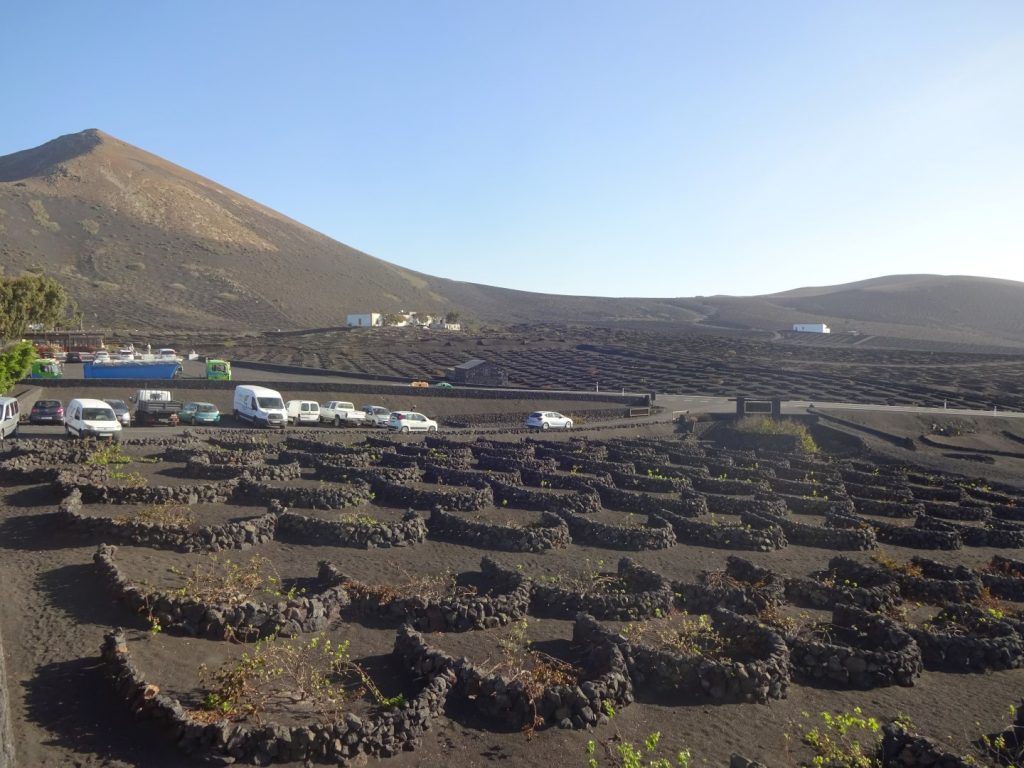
[361,405,391,427]
[525,411,573,430]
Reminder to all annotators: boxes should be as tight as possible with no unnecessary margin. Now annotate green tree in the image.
[0,274,78,340]
[0,274,76,393]
[444,310,461,324]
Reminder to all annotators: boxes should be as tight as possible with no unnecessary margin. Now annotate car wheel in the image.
[427,426,437,432]
[400,426,410,434]
[564,421,573,429]
[541,422,550,430]
[334,416,341,427]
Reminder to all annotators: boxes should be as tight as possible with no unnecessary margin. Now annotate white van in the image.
[0,397,20,443]
[285,400,320,425]
[65,398,122,440]
[233,385,288,428]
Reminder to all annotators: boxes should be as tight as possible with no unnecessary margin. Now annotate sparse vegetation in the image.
[736,416,818,453]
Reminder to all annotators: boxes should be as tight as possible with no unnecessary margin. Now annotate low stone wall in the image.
[372,478,493,512]
[778,494,854,517]
[0,454,61,484]
[981,556,1024,601]
[101,628,453,764]
[784,575,901,613]
[851,497,923,519]
[421,464,520,488]
[753,511,877,551]
[394,623,633,731]
[489,480,601,515]
[58,468,236,505]
[910,604,1024,672]
[94,544,348,640]
[921,501,992,522]
[531,558,674,621]
[866,517,962,550]
[234,477,374,510]
[59,489,277,553]
[557,510,676,551]
[662,510,787,552]
[590,484,701,518]
[915,515,1024,548]
[323,557,531,632]
[693,476,772,497]
[609,470,690,494]
[676,556,784,615]
[786,604,922,689]
[878,722,974,768]
[277,508,427,549]
[575,609,790,704]
[426,508,570,553]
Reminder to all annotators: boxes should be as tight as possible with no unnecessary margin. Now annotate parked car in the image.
[387,411,438,433]
[93,350,111,363]
[65,398,122,440]
[434,382,453,389]
[410,381,429,388]
[65,351,83,363]
[29,399,64,425]
[361,405,391,427]
[286,400,321,425]
[180,402,221,425]
[0,397,20,442]
[526,411,573,430]
[103,399,132,427]
[233,385,287,428]
[320,401,367,427]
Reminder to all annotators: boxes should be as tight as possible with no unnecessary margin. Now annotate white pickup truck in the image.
[320,400,367,427]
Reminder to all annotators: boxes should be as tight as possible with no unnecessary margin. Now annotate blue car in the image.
[180,402,221,425]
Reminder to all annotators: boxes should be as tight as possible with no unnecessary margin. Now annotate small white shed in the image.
[347,313,382,328]
[792,323,831,333]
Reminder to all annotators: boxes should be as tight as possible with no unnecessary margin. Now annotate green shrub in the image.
[736,416,818,453]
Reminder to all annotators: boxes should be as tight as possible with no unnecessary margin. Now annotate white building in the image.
[792,323,831,334]
[346,313,382,328]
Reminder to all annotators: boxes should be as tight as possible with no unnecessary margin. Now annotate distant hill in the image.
[697,275,1024,347]
[0,129,700,330]
[1,130,1022,346]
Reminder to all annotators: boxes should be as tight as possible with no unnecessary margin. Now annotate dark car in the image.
[29,399,65,425]
[65,351,83,363]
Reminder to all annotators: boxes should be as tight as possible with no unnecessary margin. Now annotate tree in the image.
[0,274,77,341]
[381,313,406,327]
[444,311,460,324]
[0,274,76,394]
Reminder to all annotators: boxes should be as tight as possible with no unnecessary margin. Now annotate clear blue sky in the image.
[3,2,1022,297]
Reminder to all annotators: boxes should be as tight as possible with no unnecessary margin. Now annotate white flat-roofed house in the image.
[792,323,831,333]
[347,313,382,328]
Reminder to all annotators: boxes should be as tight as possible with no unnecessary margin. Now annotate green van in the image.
[206,359,231,381]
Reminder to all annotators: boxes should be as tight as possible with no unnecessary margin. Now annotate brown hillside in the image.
[1,130,1021,345]
[0,129,700,331]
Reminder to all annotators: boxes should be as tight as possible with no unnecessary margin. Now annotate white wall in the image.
[792,323,830,333]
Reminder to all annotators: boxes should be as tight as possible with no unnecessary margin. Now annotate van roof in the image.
[235,385,283,396]
[69,398,116,409]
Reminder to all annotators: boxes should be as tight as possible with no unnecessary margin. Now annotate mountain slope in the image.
[1,130,1022,346]
[0,129,702,330]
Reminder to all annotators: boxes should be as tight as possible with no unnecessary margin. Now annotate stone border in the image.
[981,556,1024,601]
[915,515,1024,549]
[101,628,453,764]
[660,510,788,552]
[879,722,974,768]
[58,489,277,553]
[784,575,901,613]
[574,609,790,704]
[277,508,427,549]
[372,478,493,512]
[321,557,530,632]
[910,604,1024,672]
[675,556,785,615]
[557,510,677,551]
[94,544,349,641]
[785,604,922,689]
[234,477,374,510]
[394,622,633,731]
[863,516,962,550]
[530,557,673,621]
[426,507,570,553]
[58,467,237,505]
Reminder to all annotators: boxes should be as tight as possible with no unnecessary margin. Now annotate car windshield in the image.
[257,397,284,409]
[37,401,60,408]
[83,408,115,421]
[105,401,128,412]
[197,404,217,413]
